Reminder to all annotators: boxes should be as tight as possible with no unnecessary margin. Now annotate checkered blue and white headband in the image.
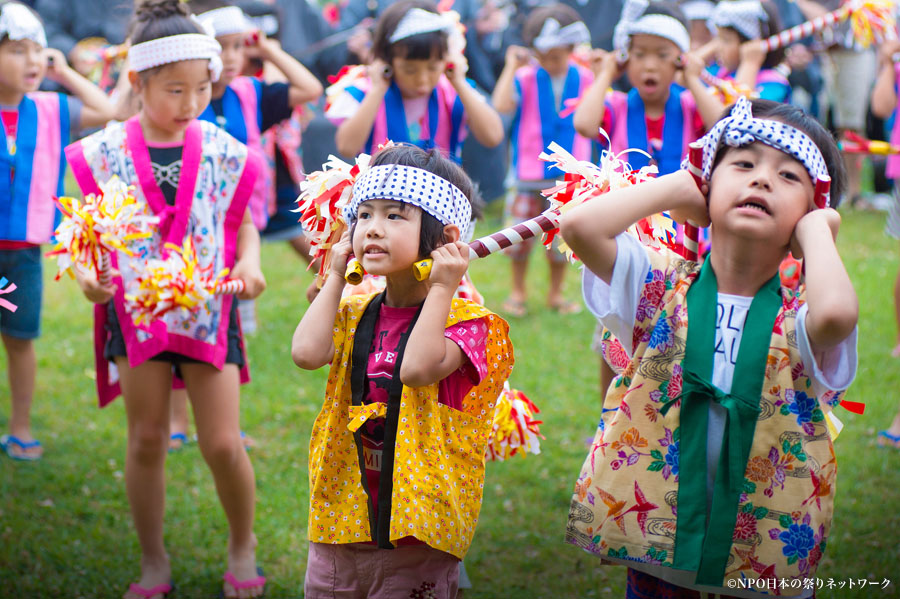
[613,0,691,57]
[389,7,455,43]
[533,18,591,52]
[344,164,472,233]
[128,33,223,82]
[0,2,46,48]
[711,0,768,40]
[198,6,253,37]
[684,96,832,208]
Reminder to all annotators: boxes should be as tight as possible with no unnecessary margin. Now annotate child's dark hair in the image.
[130,0,203,46]
[521,3,583,50]
[713,99,847,206]
[361,144,475,259]
[638,1,689,33]
[0,1,43,45]
[723,1,784,69]
[372,0,447,64]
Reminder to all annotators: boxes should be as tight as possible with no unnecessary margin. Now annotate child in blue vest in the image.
[710,0,792,103]
[492,3,593,317]
[0,1,113,461]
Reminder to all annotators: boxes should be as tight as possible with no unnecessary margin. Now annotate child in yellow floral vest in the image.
[560,97,859,598]
[292,144,514,599]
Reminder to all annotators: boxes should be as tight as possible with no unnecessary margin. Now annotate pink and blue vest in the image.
[66,118,260,407]
[512,62,593,181]
[346,75,467,163]
[0,92,70,244]
[605,85,697,175]
[199,76,272,230]
[887,62,900,180]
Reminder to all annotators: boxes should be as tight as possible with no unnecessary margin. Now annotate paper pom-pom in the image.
[850,0,896,47]
[486,383,544,462]
[48,175,157,281]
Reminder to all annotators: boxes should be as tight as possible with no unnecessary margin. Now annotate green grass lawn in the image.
[2,207,900,598]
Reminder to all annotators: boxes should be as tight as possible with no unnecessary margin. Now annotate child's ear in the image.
[442,224,461,244]
[127,70,142,94]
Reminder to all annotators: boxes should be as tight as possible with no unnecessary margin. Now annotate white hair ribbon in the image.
[684,96,832,207]
[0,2,47,48]
[198,6,254,38]
[128,34,223,82]
[389,7,456,43]
[533,18,591,52]
[344,164,472,233]
[613,0,690,58]
[711,0,768,40]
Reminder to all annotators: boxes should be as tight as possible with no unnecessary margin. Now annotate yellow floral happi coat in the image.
[568,247,849,595]
[308,294,514,559]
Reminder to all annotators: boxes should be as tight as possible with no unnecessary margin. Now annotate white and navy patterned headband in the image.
[129,33,223,82]
[389,7,455,43]
[686,96,832,207]
[533,18,591,52]
[712,0,768,40]
[0,2,46,48]
[344,164,472,233]
[614,0,690,57]
[198,6,253,37]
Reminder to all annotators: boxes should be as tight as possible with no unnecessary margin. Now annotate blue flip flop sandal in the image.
[877,430,900,449]
[0,434,43,461]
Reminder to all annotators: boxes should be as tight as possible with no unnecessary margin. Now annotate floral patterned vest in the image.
[568,247,845,594]
[308,294,514,559]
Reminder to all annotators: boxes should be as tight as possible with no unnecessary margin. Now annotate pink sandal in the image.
[127,581,173,598]
[221,567,266,598]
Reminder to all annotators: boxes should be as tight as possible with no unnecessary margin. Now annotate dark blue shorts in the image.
[0,247,43,339]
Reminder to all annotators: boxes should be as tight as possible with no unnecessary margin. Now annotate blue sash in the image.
[537,65,581,179]
[384,81,439,152]
[199,87,248,143]
[625,84,685,175]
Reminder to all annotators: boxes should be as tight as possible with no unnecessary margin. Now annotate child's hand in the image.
[791,208,840,259]
[589,49,622,79]
[878,39,900,67]
[504,45,532,70]
[368,58,392,92]
[667,170,711,228]
[785,44,813,70]
[74,265,117,304]
[445,51,469,85]
[230,259,267,300]
[679,51,705,82]
[427,240,469,290]
[245,30,277,57]
[43,48,71,84]
[329,230,353,278]
[739,39,766,68]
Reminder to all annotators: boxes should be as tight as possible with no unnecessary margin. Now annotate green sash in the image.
[666,260,782,585]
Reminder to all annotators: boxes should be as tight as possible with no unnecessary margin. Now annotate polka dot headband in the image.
[613,0,691,57]
[0,2,46,48]
[128,33,223,82]
[198,6,254,37]
[711,0,768,41]
[685,96,832,208]
[344,164,472,233]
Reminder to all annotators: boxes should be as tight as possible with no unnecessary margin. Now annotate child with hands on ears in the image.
[561,98,858,598]
[0,1,115,461]
[65,1,266,597]
[327,0,504,160]
[292,144,514,599]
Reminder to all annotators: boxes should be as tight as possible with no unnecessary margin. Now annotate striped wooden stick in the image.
[682,142,704,262]
[412,212,561,281]
[98,252,112,287]
[214,279,245,295]
[760,4,852,52]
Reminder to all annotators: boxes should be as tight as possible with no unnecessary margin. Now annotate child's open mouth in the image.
[737,200,771,215]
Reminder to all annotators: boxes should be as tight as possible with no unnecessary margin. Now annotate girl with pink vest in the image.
[67,3,267,597]
[195,3,322,231]
[492,3,594,316]
[0,2,113,461]
[710,0,792,104]
[327,0,504,164]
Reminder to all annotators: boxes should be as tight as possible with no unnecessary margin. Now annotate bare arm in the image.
[255,35,323,107]
[334,61,390,156]
[681,52,725,129]
[491,45,530,114]
[734,40,766,99]
[872,41,900,118]
[400,240,469,387]
[447,53,504,148]
[44,48,115,129]
[292,232,351,369]
[573,50,620,140]
[230,209,266,300]
[560,170,708,283]
[792,209,858,347]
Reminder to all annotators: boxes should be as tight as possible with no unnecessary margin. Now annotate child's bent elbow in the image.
[291,345,329,370]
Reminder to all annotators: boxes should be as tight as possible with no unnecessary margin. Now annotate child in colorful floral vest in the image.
[560,97,859,598]
[292,144,514,599]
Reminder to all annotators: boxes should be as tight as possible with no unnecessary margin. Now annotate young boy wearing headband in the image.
[492,2,593,317]
[0,1,114,461]
[561,98,858,598]
[292,144,514,599]
[65,1,266,596]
